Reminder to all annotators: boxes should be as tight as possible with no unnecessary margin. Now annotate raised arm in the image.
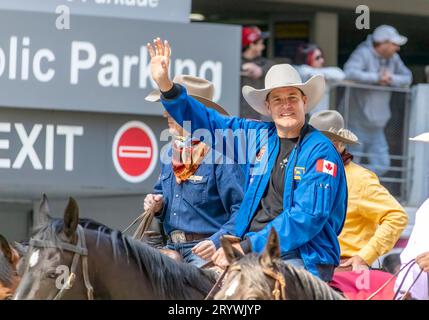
[147,38,252,135]
[147,37,174,92]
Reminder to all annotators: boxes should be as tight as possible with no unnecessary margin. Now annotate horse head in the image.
[13,195,215,300]
[214,228,282,300]
[13,196,89,300]
[0,234,22,299]
[215,228,345,300]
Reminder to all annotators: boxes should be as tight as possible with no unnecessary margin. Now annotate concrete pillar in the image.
[407,84,429,207]
[313,12,338,66]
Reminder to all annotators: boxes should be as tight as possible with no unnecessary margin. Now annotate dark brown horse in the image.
[0,235,24,300]
[13,196,216,300]
[215,228,345,300]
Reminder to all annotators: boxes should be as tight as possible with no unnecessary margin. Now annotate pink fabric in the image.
[330,270,396,300]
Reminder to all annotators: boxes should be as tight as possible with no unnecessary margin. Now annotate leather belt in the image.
[169,230,211,244]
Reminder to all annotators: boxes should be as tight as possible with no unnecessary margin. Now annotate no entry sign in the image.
[112,121,158,183]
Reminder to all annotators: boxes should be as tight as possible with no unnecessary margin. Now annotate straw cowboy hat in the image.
[242,64,325,116]
[410,132,429,143]
[309,110,360,145]
[145,75,229,116]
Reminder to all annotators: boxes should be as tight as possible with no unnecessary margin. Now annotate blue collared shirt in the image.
[153,151,245,248]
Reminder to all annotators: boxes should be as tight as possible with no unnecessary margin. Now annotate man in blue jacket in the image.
[144,75,245,267]
[146,38,347,281]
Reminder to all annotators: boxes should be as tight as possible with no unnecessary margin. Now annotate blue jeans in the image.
[348,123,390,177]
[281,251,334,282]
[281,251,306,269]
[165,240,208,267]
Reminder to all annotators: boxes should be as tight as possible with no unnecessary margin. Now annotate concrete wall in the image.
[0,202,32,242]
[407,84,429,207]
[32,195,147,234]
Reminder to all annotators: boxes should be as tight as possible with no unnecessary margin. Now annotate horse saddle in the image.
[141,231,165,249]
[159,248,184,263]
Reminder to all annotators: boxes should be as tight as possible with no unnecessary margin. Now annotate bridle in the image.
[260,265,287,300]
[28,225,94,300]
[210,263,287,300]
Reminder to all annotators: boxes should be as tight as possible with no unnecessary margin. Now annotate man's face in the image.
[265,87,307,137]
[376,41,400,58]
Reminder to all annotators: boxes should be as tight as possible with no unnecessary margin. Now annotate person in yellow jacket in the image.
[309,110,408,270]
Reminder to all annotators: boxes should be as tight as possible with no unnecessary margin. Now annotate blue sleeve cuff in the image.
[208,233,222,249]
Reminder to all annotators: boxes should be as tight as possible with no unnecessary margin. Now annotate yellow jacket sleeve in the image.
[356,174,408,265]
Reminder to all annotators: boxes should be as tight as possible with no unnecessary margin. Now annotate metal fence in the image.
[328,81,412,203]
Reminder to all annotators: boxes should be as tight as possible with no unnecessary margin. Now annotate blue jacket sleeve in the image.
[208,163,245,248]
[161,85,249,135]
[152,166,167,221]
[246,143,346,253]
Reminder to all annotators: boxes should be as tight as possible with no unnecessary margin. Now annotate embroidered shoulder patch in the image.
[316,159,337,177]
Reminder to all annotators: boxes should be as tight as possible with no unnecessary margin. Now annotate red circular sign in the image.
[112,121,158,183]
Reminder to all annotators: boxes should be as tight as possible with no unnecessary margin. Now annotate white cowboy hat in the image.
[242,64,325,116]
[309,110,360,145]
[145,75,229,116]
[410,132,429,143]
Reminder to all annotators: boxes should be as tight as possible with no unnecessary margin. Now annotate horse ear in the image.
[63,197,79,238]
[0,234,13,263]
[221,236,244,264]
[37,193,51,226]
[260,228,280,268]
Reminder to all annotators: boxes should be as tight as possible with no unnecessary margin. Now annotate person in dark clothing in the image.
[240,26,275,119]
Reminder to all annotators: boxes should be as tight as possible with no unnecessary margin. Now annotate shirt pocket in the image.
[182,176,209,206]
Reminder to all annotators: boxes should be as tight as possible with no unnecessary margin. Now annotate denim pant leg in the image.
[281,251,305,269]
[365,127,390,176]
[178,241,209,268]
[315,264,335,283]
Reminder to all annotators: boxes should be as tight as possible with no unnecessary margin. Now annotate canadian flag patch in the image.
[316,159,337,177]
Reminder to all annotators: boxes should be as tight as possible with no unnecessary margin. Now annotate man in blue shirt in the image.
[145,38,347,282]
[144,75,245,267]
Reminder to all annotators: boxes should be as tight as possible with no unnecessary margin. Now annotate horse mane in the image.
[274,260,345,300]
[231,253,345,300]
[0,252,13,287]
[32,218,216,299]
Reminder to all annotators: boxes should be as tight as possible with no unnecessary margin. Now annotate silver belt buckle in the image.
[171,230,186,244]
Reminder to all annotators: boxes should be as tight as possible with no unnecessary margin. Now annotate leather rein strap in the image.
[123,208,155,241]
[29,225,94,300]
[211,264,287,300]
[261,266,287,300]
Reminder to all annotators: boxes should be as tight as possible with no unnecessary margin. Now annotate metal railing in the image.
[328,81,412,203]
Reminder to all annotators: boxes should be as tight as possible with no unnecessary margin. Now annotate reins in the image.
[366,259,422,300]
